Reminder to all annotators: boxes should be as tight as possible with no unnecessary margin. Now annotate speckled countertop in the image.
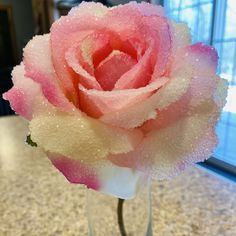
[0,116,236,236]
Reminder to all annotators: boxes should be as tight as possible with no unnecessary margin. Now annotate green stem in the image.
[117,198,127,236]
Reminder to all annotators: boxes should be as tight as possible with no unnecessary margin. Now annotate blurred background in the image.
[0,0,235,174]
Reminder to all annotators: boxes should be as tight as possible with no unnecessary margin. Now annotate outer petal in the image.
[141,89,191,133]
[23,34,77,111]
[69,2,108,17]
[3,65,71,120]
[50,154,146,199]
[49,154,101,190]
[124,1,164,17]
[79,77,168,118]
[29,111,143,162]
[136,115,218,180]
[109,79,228,179]
[3,64,41,120]
[170,21,191,51]
[145,79,227,180]
[96,161,146,198]
[173,43,219,107]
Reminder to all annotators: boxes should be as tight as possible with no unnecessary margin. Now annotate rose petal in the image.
[114,46,153,90]
[108,8,172,78]
[95,50,136,91]
[50,4,140,93]
[100,43,219,129]
[50,154,146,199]
[170,21,191,51]
[69,2,108,17]
[51,2,170,78]
[71,31,139,78]
[65,44,102,90]
[141,90,191,134]
[79,77,168,118]
[78,32,113,74]
[172,43,219,107]
[23,34,76,111]
[3,65,41,120]
[96,160,147,199]
[190,43,218,66]
[51,2,172,102]
[51,25,94,92]
[104,4,150,41]
[141,44,222,134]
[109,86,227,179]
[29,111,143,162]
[143,99,225,180]
[50,154,101,190]
[142,16,171,79]
[125,1,164,17]
[213,79,228,108]
[100,68,192,128]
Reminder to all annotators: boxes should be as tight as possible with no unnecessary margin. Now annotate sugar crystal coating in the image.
[3,2,228,198]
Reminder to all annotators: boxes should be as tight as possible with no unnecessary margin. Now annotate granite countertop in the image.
[0,116,236,236]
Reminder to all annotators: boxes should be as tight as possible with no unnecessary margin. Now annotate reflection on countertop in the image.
[0,116,236,236]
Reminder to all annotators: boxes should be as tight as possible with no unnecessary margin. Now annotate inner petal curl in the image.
[95,50,137,91]
[65,31,146,91]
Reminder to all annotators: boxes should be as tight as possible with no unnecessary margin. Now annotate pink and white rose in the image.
[3,2,227,198]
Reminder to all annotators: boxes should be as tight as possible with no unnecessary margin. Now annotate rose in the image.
[3,2,227,199]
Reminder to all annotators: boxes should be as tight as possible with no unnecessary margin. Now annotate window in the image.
[164,0,214,44]
[164,0,236,168]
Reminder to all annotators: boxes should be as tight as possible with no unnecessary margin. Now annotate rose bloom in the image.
[4,2,227,198]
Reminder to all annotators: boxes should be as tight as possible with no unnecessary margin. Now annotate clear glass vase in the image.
[86,184,152,236]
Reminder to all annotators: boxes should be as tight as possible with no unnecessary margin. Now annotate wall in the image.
[1,0,34,63]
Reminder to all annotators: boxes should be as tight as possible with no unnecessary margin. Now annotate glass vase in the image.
[86,184,152,236]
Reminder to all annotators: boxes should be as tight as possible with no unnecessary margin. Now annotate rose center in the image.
[94,50,137,91]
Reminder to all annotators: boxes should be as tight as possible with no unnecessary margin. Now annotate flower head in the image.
[3,2,228,199]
